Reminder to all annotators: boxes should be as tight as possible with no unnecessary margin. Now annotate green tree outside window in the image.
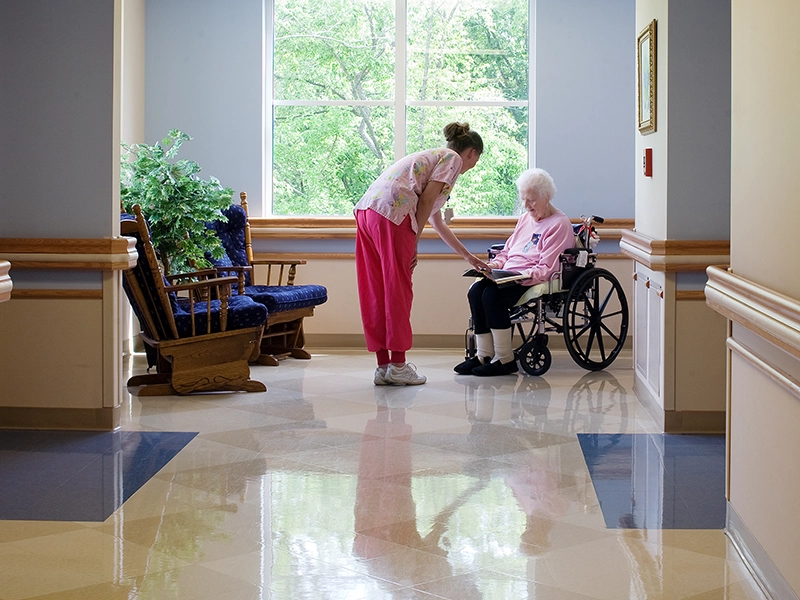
[272,0,529,216]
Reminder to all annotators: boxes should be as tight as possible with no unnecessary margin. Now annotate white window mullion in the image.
[528,0,536,168]
[394,0,407,162]
[263,0,274,215]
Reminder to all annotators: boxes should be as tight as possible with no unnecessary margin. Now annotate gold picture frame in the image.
[637,19,656,134]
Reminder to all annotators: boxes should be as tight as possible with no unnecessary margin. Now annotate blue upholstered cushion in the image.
[206,251,241,283]
[244,284,328,313]
[208,205,251,284]
[208,252,234,269]
[206,205,328,315]
[173,295,267,338]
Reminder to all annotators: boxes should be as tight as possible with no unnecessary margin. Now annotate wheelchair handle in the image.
[579,214,604,226]
[575,215,604,251]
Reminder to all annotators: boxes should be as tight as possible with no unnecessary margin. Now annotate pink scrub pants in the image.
[355,209,416,354]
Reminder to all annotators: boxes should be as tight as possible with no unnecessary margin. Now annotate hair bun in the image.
[443,121,471,141]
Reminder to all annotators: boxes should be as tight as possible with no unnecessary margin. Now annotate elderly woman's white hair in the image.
[516,168,557,202]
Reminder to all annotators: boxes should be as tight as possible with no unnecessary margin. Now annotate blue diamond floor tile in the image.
[578,433,726,529]
[0,430,197,522]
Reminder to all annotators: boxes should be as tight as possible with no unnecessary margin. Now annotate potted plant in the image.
[120,129,232,275]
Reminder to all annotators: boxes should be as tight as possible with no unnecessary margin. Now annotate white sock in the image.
[491,328,514,364]
[476,333,493,361]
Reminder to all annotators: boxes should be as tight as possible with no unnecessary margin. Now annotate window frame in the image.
[263,0,535,219]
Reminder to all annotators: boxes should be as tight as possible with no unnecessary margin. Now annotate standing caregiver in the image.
[354,121,490,386]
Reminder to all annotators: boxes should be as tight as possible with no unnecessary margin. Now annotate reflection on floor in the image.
[0,431,197,521]
[0,350,768,600]
[578,434,726,529]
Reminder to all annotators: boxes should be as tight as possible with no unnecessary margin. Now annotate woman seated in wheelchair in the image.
[455,167,574,376]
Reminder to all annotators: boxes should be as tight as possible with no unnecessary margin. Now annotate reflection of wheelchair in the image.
[465,215,629,377]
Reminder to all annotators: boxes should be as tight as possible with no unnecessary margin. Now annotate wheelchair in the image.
[464,215,629,377]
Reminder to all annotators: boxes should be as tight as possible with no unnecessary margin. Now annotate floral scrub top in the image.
[354,148,462,234]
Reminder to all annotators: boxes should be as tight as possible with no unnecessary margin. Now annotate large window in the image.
[271,0,529,216]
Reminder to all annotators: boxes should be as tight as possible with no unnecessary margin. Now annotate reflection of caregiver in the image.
[354,121,490,387]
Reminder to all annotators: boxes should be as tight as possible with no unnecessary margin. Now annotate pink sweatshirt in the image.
[491,208,574,285]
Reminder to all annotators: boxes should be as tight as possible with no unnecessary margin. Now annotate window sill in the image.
[248,217,634,241]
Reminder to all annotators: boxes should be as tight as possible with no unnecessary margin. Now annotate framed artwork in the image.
[637,19,656,134]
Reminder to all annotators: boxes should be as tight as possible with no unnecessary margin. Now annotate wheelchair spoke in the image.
[590,321,607,361]
[569,320,597,362]
[584,323,596,358]
[597,324,608,361]
[569,317,612,362]
[587,319,609,363]
[597,309,624,319]
[599,320,622,342]
[568,315,592,340]
[598,286,615,315]
[581,294,599,319]
[562,268,629,371]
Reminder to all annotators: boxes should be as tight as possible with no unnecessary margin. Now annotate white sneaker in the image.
[385,363,427,386]
[374,367,390,386]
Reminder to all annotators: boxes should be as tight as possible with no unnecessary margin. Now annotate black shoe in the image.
[472,360,518,377]
[454,355,489,375]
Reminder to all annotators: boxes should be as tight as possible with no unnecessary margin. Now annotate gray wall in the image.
[0,0,118,239]
[667,0,731,240]
[144,0,635,222]
[536,0,635,219]
[144,0,264,210]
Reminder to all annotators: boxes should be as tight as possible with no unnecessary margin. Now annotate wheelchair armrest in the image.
[487,243,505,260]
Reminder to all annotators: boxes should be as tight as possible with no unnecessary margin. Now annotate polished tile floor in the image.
[0,431,197,522]
[0,349,768,600]
[578,433,726,530]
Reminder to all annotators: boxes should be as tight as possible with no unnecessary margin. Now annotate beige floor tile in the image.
[18,581,149,600]
[416,572,601,600]
[0,543,102,600]
[8,527,185,584]
[683,579,769,600]
[0,521,88,544]
[131,564,264,600]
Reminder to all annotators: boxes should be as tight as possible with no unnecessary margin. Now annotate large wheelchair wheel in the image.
[562,268,628,371]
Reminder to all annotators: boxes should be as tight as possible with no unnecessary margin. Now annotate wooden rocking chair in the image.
[207,192,328,366]
[121,205,268,395]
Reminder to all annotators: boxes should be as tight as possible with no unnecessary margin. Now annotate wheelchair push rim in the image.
[562,267,628,371]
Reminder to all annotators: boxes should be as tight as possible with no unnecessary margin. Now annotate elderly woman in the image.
[455,168,574,377]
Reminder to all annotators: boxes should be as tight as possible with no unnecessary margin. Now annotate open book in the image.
[463,268,529,286]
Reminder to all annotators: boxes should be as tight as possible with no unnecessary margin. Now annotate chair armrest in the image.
[248,258,305,285]
[167,275,238,294]
[166,268,218,284]
[215,265,253,274]
[209,265,252,295]
[249,258,307,266]
[166,276,238,334]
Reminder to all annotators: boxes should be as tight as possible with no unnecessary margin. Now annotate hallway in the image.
[0,350,766,599]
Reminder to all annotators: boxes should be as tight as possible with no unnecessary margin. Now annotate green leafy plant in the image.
[120,130,232,274]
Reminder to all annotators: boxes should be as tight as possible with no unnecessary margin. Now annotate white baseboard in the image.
[727,503,799,600]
